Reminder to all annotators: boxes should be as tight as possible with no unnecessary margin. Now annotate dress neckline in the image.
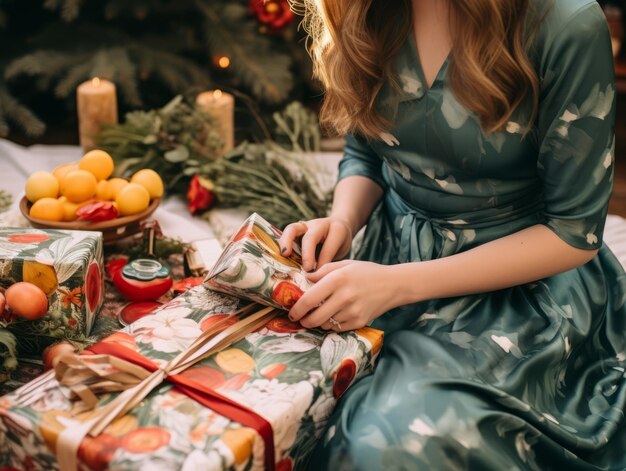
[407,27,450,92]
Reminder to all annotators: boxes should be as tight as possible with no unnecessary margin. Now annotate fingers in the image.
[299,294,343,329]
[306,260,353,283]
[317,226,348,268]
[289,276,336,322]
[300,224,327,272]
[279,221,308,257]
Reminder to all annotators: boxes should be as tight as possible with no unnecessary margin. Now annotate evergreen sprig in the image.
[97,95,224,192]
[191,143,332,229]
[96,97,330,228]
[0,84,45,138]
[273,102,320,152]
[44,0,84,22]
[6,42,209,109]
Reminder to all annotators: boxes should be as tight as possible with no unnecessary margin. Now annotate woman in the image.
[279,0,626,469]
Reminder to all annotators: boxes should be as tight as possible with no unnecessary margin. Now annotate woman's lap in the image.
[309,332,626,470]
[308,247,626,470]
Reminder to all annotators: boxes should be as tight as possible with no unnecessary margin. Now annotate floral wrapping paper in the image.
[205,213,313,310]
[0,286,383,470]
[0,228,104,356]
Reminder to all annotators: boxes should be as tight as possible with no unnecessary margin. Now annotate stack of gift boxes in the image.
[0,214,383,470]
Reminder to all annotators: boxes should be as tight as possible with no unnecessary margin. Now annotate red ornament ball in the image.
[248,0,295,34]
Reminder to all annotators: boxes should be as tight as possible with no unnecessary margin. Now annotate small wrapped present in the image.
[0,228,104,355]
[0,286,383,470]
[205,213,312,310]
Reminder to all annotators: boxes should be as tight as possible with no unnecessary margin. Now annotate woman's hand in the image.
[288,260,399,331]
[279,217,353,272]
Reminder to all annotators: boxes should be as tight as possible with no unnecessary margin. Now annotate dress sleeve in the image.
[337,134,386,189]
[536,3,616,250]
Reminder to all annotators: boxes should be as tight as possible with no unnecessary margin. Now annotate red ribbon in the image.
[88,342,276,471]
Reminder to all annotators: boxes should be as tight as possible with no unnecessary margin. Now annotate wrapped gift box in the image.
[0,228,104,355]
[205,213,313,310]
[0,286,383,470]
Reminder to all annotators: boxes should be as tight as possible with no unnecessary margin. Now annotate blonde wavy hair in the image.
[292,0,542,138]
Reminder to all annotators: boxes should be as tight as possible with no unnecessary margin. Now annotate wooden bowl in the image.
[20,197,160,244]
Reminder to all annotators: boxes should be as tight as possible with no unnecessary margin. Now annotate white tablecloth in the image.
[1,138,626,270]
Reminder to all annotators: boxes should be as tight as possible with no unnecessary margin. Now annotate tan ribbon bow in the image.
[49,304,277,471]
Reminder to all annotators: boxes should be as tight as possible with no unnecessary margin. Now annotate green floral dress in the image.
[309,1,626,469]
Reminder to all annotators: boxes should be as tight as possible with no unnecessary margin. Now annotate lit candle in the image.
[196,89,235,156]
[77,77,118,151]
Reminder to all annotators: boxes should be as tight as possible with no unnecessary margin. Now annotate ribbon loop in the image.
[50,304,278,471]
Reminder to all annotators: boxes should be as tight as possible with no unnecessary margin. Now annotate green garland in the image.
[97,95,224,193]
[190,142,332,229]
[96,97,332,228]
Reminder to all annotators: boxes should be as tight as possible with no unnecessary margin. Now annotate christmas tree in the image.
[0,0,318,140]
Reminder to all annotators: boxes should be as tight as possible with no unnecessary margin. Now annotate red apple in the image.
[5,282,48,320]
[42,341,76,371]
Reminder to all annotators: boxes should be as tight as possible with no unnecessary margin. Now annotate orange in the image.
[115,183,150,216]
[79,150,115,181]
[30,197,64,221]
[25,171,59,203]
[106,178,129,199]
[52,164,78,183]
[60,170,97,203]
[95,180,112,200]
[131,169,164,198]
[58,196,80,221]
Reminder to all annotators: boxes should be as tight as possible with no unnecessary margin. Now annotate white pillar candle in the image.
[77,78,118,151]
[196,89,235,157]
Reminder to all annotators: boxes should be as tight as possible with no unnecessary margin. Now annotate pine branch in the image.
[53,61,94,97]
[93,48,142,106]
[129,43,210,92]
[7,44,205,109]
[197,0,294,104]
[103,0,182,20]
[5,50,89,81]
[0,84,46,138]
[44,0,84,22]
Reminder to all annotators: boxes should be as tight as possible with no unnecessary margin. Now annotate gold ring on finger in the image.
[328,316,342,331]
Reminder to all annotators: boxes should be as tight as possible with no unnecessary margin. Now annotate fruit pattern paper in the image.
[0,286,383,470]
[0,228,104,355]
[205,213,313,310]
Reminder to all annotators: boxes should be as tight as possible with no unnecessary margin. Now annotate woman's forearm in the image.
[390,224,599,306]
[331,176,384,235]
